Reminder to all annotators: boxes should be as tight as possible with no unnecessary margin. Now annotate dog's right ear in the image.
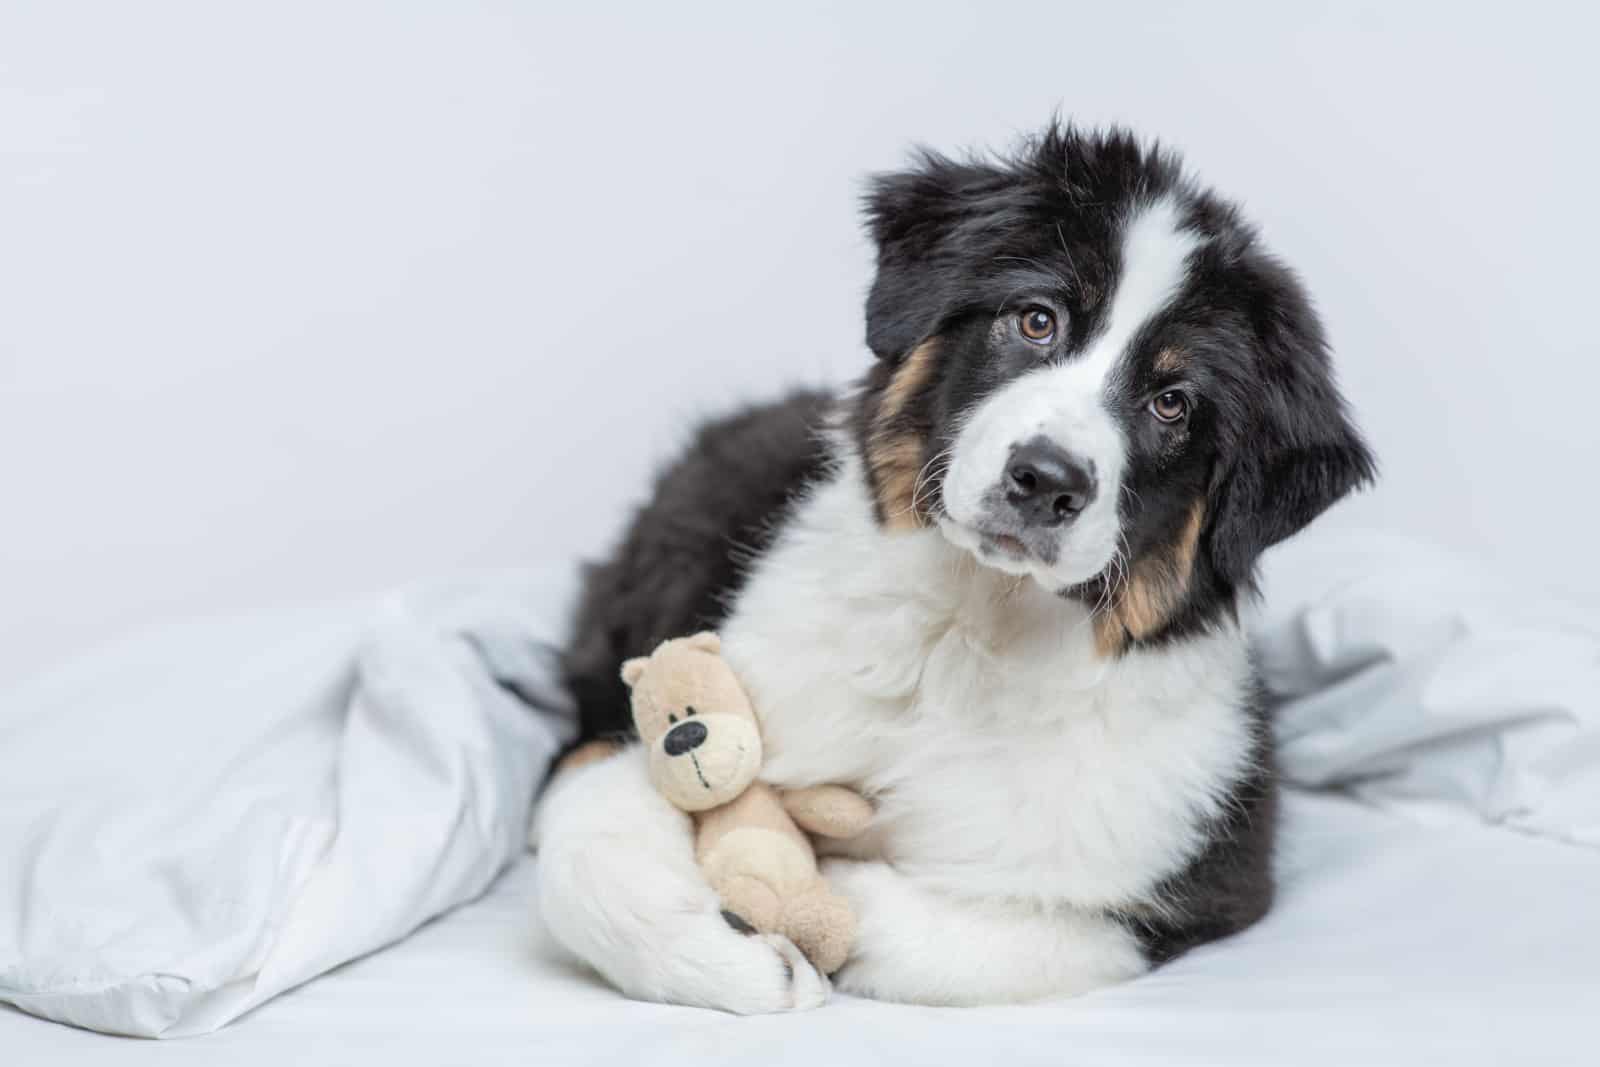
[863,152,984,363]
[620,657,648,688]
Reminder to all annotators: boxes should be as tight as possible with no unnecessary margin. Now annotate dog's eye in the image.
[684,706,696,717]
[1151,390,1189,423]
[667,712,678,725]
[1017,307,1056,344]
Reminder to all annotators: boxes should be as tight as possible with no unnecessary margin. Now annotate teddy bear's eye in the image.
[684,706,696,717]
[667,712,678,725]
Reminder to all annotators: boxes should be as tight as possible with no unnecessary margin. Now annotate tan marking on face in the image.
[1153,347,1186,374]
[1093,615,1129,658]
[879,340,939,423]
[1094,499,1206,657]
[868,433,929,530]
[1170,498,1204,579]
[868,340,940,529]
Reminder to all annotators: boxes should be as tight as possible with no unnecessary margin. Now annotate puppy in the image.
[536,124,1374,1011]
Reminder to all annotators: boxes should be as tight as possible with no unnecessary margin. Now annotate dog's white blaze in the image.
[941,197,1200,589]
[1093,197,1200,382]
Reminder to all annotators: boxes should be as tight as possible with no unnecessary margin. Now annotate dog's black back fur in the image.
[1127,704,1277,963]
[562,390,832,743]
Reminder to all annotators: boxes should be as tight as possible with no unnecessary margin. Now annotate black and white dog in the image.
[536,124,1374,1012]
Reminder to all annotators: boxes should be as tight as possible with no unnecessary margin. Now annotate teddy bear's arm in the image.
[781,784,874,839]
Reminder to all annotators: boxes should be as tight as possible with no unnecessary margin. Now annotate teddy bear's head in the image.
[621,632,762,812]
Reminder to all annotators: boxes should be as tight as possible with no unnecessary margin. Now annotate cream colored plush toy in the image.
[621,632,872,974]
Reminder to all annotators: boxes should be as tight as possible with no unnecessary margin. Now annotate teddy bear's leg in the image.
[715,874,783,933]
[535,747,829,1014]
[781,881,858,975]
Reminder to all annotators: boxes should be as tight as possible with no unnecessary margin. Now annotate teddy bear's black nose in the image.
[663,720,708,756]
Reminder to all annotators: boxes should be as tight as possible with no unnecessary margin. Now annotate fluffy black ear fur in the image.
[1204,255,1376,589]
[861,151,997,362]
[862,126,1173,363]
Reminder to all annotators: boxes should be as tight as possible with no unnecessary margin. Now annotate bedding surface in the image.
[1254,531,1600,849]
[0,571,577,1037]
[2,790,1593,1066]
[3,532,1595,1052]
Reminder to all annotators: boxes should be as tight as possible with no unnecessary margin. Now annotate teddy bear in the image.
[620,631,872,974]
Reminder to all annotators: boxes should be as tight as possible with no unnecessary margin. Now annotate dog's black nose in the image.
[663,720,708,756]
[1005,437,1096,526]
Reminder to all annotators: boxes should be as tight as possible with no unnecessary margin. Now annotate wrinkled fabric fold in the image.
[0,571,576,1037]
[1255,531,1600,849]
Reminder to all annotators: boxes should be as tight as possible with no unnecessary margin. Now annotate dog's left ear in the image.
[1206,258,1376,589]
[862,153,988,362]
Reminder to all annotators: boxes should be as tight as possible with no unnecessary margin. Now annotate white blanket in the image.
[0,571,576,1037]
[1255,532,1600,848]
[2,532,1595,1040]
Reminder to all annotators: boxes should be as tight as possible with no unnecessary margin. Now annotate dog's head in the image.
[855,124,1374,652]
[621,632,763,812]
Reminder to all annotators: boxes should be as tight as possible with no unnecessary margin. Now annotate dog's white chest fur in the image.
[721,459,1254,909]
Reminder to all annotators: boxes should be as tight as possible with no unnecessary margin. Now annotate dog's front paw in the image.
[662,912,829,1014]
[756,933,830,1012]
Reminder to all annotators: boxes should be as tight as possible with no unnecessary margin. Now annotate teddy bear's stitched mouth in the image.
[685,742,747,791]
[688,751,711,790]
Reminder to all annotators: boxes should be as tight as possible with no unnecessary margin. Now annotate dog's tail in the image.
[531,745,828,1013]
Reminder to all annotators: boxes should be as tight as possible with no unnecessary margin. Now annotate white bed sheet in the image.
[4,790,1592,1066]
[0,571,577,1037]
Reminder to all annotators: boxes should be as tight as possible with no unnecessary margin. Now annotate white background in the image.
[3,2,1596,689]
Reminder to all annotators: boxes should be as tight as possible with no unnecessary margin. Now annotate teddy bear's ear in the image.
[684,631,722,654]
[620,657,649,688]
